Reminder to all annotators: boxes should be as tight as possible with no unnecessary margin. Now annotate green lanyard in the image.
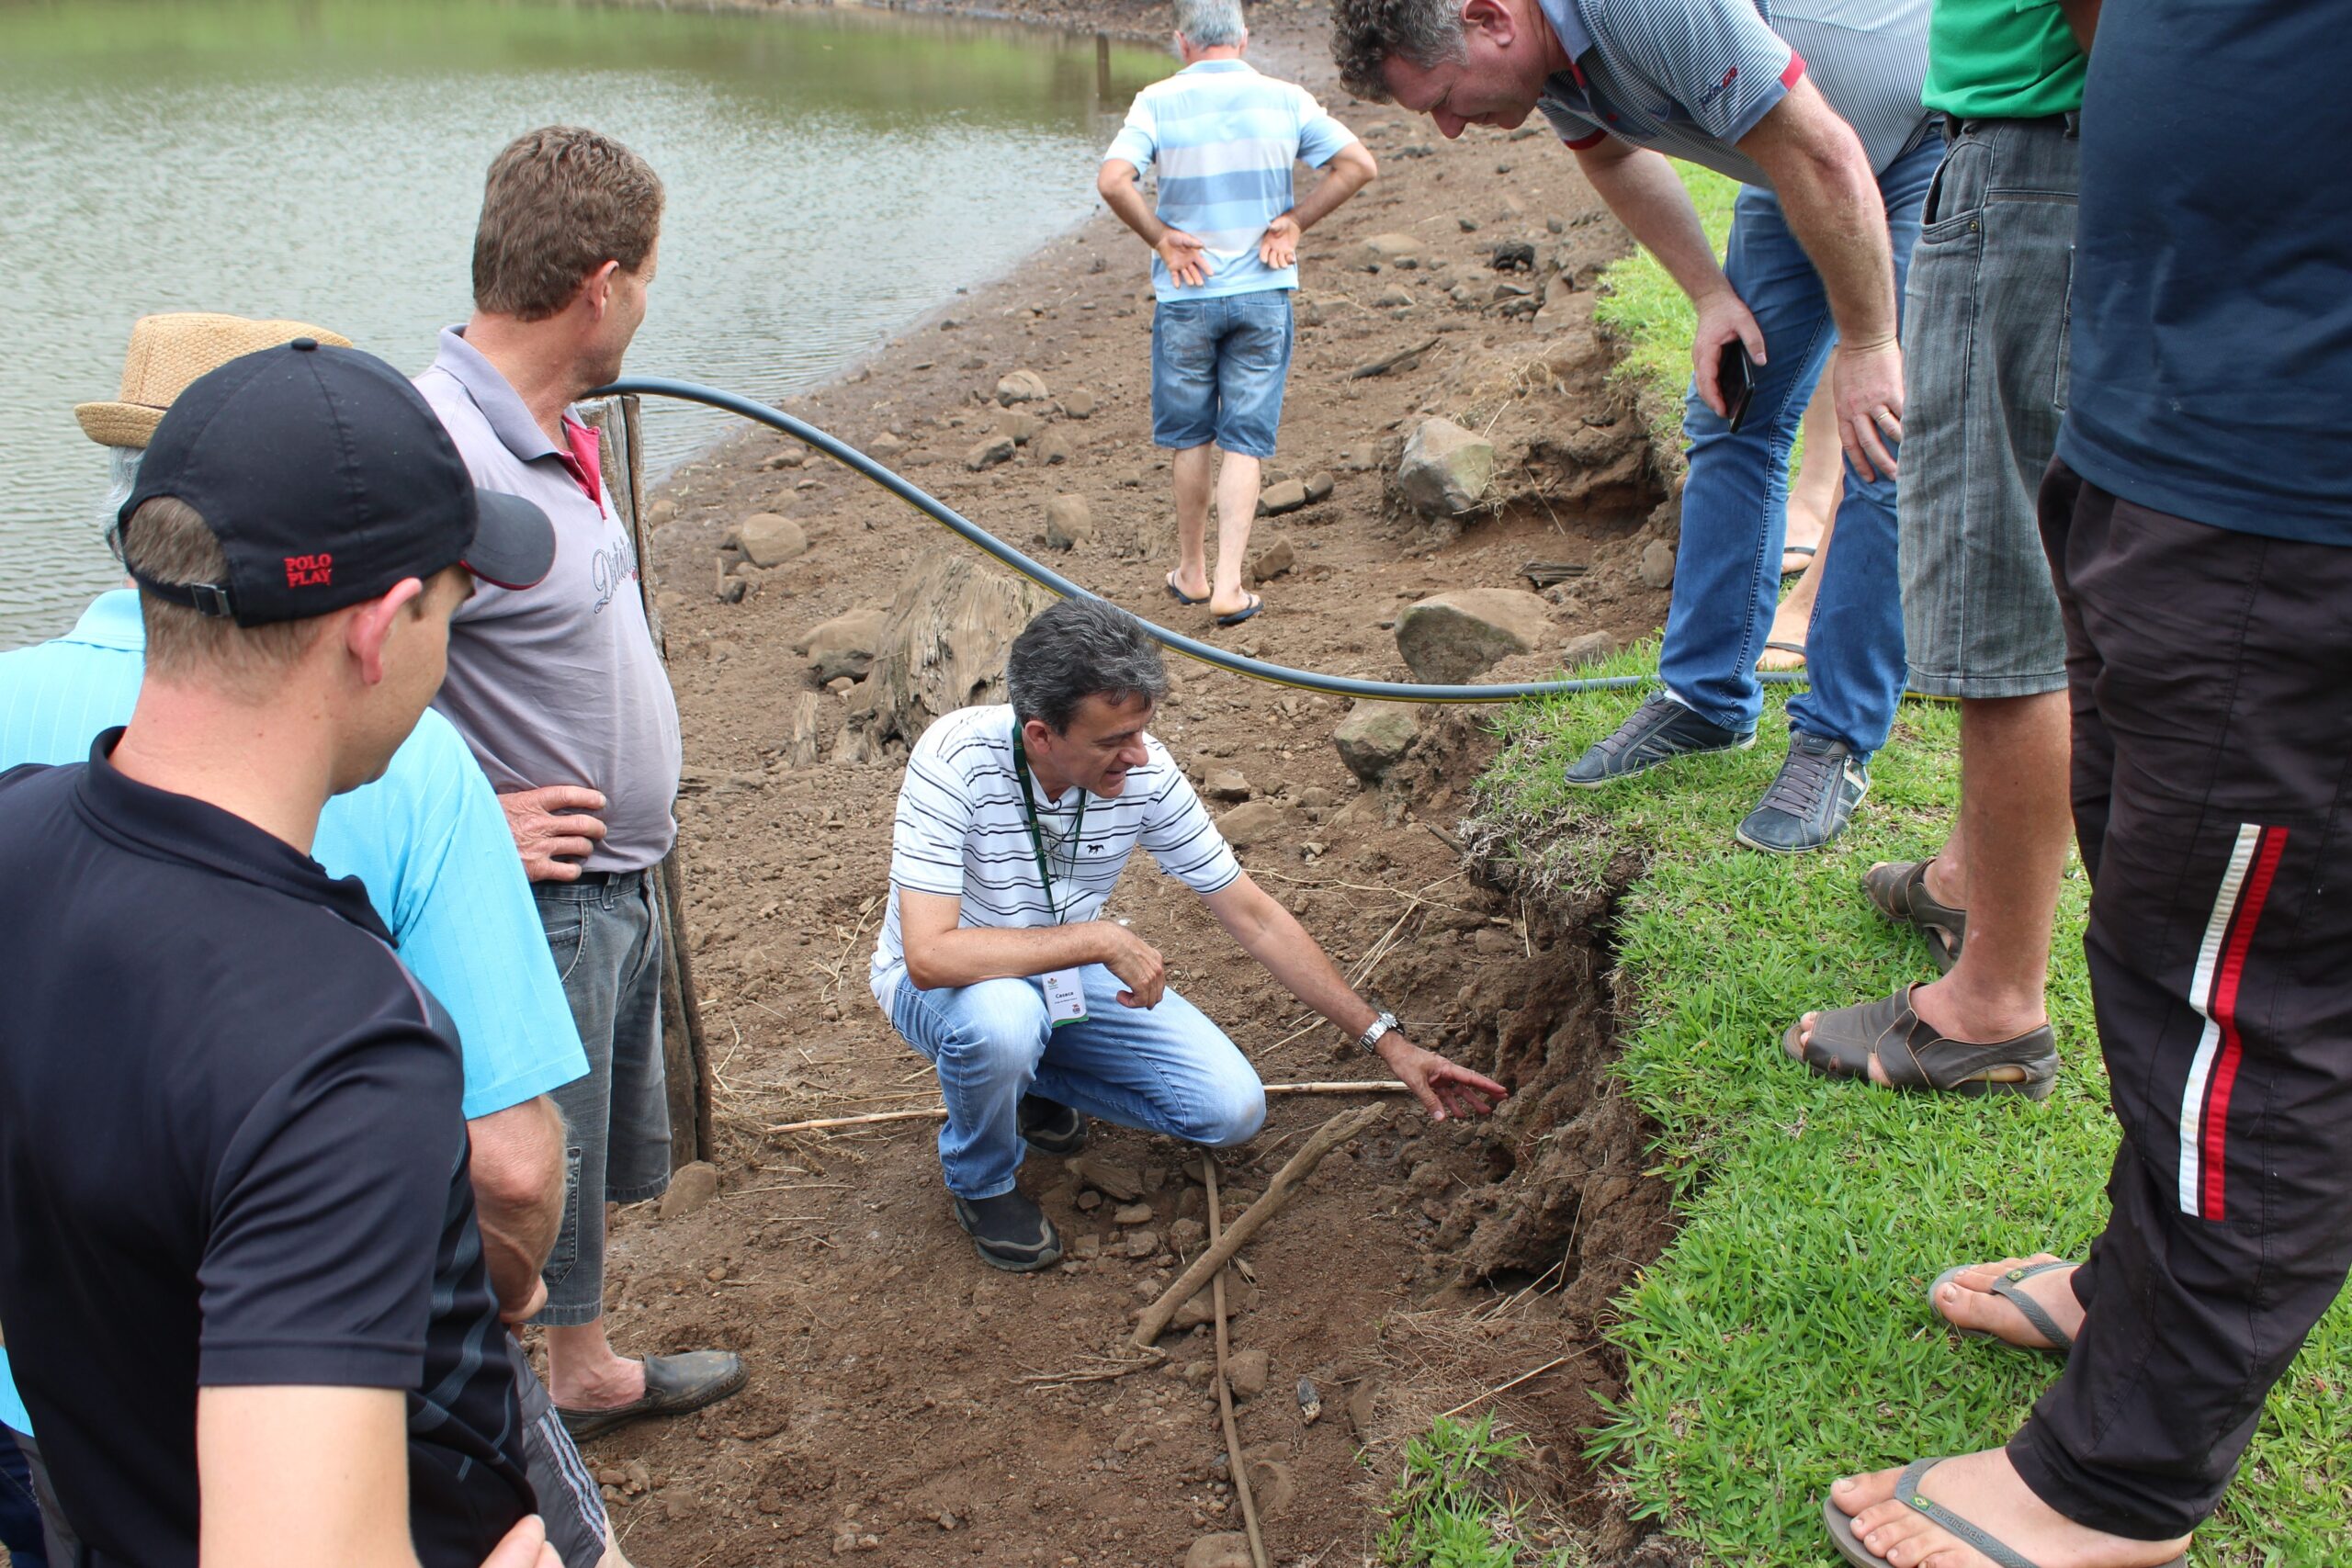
[1011,729,1087,926]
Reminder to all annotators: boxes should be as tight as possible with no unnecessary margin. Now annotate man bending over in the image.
[871,597,1505,1270]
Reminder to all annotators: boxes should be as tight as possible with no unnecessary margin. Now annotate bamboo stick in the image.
[1207,1156,1270,1568]
[1130,1103,1387,1348]
[765,1082,1408,1135]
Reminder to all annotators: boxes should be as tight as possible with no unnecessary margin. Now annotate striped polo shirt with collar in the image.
[869,704,1242,1007]
[1533,0,1933,186]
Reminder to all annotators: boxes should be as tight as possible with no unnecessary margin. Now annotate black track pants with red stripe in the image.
[2008,463,2352,1539]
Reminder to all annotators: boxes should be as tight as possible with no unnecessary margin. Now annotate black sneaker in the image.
[1018,1094,1089,1156]
[1736,732,1870,852]
[952,1189,1063,1272]
[1564,694,1755,787]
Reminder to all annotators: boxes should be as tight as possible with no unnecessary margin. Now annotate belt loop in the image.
[2063,109,2081,140]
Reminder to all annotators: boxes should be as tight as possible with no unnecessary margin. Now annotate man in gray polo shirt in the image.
[1333,0,1937,852]
[417,124,745,1441]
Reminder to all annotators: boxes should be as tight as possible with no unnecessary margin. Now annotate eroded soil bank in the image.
[545,3,1702,1561]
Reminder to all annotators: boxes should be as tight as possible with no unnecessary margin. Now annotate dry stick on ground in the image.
[1207,1155,1271,1568]
[1430,1352,1581,1424]
[1131,1102,1389,1348]
[765,1083,1408,1136]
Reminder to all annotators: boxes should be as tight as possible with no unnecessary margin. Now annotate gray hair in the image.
[97,445,142,536]
[1175,0,1247,50]
[1329,0,1467,102]
[1006,597,1169,734]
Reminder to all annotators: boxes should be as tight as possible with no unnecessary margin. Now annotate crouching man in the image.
[871,597,1507,1270]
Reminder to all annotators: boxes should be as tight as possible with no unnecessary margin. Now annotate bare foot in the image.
[1934,1254,2085,1351]
[1830,1449,2188,1568]
[1166,567,1210,604]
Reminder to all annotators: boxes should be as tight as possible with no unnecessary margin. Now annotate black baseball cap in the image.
[116,339,556,626]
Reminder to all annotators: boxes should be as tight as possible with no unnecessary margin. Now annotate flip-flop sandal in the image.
[1823,1458,2187,1568]
[1928,1259,2078,1358]
[1214,593,1263,626]
[1758,637,1807,670]
[1782,987,2058,1099]
[1164,573,1207,606]
[1781,542,1817,577]
[1861,858,1967,972]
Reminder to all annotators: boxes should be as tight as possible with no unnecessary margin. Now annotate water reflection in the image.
[0,0,1168,647]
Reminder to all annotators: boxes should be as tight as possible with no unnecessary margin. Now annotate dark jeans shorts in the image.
[530,871,672,1328]
[1897,114,2079,698]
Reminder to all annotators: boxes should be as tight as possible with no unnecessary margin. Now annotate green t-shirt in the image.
[1921,0,2086,119]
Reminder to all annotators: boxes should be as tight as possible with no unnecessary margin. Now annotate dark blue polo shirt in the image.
[0,734,534,1568]
[2058,0,2352,543]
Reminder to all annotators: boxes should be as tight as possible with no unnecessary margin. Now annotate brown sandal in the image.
[1782,987,2058,1099]
[1862,858,1966,972]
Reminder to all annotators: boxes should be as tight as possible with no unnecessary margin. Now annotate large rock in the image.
[658,1161,719,1221]
[1332,701,1422,783]
[1044,495,1094,550]
[1225,1348,1269,1400]
[1351,232,1421,271]
[1395,589,1555,683]
[729,513,808,569]
[1035,429,1075,466]
[995,369,1049,405]
[799,606,889,683]
[1639,539,1677,589]
[1249,533,1295,583]
[1185,1535,1254,1568]
[995,409,1044,446]
[1397,419,1495,520]
[965,434,1015,471]
[1216,799,1290,850]
[1257,479,1308,516]
[1060,387,1097,419]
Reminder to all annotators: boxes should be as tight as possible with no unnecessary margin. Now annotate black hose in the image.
[598,375,1806,705]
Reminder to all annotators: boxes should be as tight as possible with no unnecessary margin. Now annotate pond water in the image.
[0,0,1168,648]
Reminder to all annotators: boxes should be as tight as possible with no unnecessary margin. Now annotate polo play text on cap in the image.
[117,340,556,626]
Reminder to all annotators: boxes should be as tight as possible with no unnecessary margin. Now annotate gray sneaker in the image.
[1736,732,1870,852]
[1564,694,1756,787]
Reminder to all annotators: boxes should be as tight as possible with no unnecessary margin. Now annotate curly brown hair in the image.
[1329,0,1467,102]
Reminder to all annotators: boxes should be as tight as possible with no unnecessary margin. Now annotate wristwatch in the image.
[1357,1009,1400,1055]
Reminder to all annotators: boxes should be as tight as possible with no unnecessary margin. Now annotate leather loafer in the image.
[556,1349,748,1442]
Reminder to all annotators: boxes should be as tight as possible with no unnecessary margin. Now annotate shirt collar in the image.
[429,325,567,466]
[1536,0,1595,85]
[73,728,392,944]
[59,589,145,652]
[1181,58,1255,76]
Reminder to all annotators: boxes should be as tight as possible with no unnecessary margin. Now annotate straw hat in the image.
[76,313,354,450]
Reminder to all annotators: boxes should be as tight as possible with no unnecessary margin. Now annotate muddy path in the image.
[538,6,1697,1562]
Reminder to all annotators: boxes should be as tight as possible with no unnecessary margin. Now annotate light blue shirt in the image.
[0,592,588,1119]
[1103,59,1358,302]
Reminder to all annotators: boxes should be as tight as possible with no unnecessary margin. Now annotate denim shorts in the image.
[1150,289,1295,458]
[1898,115,2079,698]
[530,871,672,1327]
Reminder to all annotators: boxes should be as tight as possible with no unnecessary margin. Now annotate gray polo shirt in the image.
[415,328,681,874]
[1535,0,1932,186]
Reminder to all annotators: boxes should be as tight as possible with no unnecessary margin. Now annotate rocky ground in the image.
[537,3,1702,1563]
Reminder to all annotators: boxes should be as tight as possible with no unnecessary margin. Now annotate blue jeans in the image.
[1150,290,1295,458]
[530,872,671,1327]
[888,965,1266,1200]
[1657,138,1940,759]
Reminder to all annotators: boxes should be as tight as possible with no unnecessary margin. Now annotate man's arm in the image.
[1199,874,1507,1121]
[2057,0,2099,52]
[1734,76,1903,479]
[898,888,1168,1008]
[1570,136,1765,417]
[466,1095,564,1325]
[1260,142,1378,268]
[1097,160,1211,288]
[497,785,607,883]
[198,1387,558,1568]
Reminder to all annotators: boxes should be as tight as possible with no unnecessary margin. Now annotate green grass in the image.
[1374,1414,1577,1568]
[1449,174,2352,1563]
[1590,167,1741,449]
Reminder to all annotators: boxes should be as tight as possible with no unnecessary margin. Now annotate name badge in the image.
[1041,967,1090,1027]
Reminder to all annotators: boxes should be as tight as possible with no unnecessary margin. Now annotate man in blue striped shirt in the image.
[1099,0,1377,627]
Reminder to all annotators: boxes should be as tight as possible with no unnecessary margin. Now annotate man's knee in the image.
[937,979,1049,1077]
[1188,1077,1267,1148]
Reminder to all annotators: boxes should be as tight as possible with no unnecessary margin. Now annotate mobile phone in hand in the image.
[1717,341,1757,434]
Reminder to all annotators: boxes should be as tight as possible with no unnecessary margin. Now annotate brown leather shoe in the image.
[1782,987,2057,1099]
[556,1350,747,1442]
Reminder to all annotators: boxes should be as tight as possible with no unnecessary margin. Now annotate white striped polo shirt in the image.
[1103,59,1360,302]
[1534,0,1933,186]
[868,705,1242,1007]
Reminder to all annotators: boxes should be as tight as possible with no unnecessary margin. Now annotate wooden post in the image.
[593,397,715,1169]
